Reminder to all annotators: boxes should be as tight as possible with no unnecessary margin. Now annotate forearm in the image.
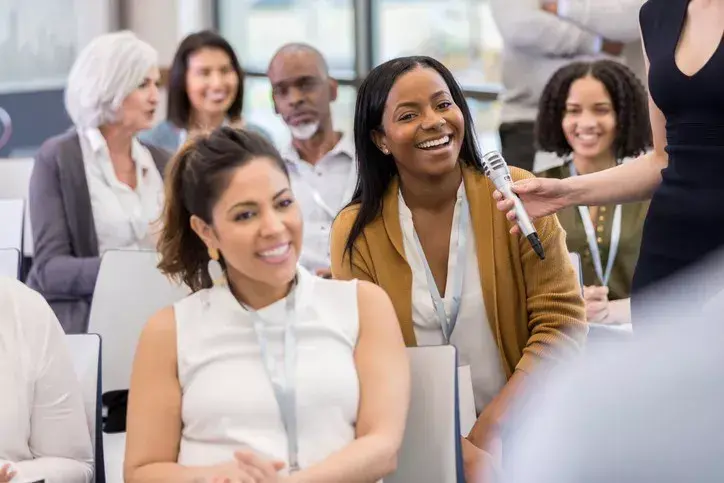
[288,435,397,483]
[491,0,601,56]
[32,256,101,297]
[125,463,214,483]
[10,457,93,483]
[556,0,643,42]
[468,371,528,448]
[567,151,665,206]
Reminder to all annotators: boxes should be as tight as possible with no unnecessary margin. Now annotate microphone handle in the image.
[499,185,536,236]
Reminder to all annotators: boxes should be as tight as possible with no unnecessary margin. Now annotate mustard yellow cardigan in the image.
[330,165,587,377]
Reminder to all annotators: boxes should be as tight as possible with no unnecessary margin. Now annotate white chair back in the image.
[0,158,33,198]
[569,252,583,293]
[386,345,463,483]
[87,249,189,393]
[0,198,24,252]
[0,248,20,279]
[0,158,34,256]
[66,333,101,482]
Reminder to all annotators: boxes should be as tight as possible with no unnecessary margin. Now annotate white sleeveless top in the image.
[174,267,360,473]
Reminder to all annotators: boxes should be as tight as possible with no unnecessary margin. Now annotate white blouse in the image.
[398,183,507,414]
[173,267,362,474]
[0,278,93,483]
[79,128,164,255]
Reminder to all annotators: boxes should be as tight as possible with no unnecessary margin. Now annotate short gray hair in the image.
[65,30,158,129]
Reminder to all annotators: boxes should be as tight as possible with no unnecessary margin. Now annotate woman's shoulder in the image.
[0,278,61,341]
[0,277,43,310]
[332,202,367,238]
[35,129,81,164]
[335,203,361,224]
[137,120,182,152]
[639,0,684,37]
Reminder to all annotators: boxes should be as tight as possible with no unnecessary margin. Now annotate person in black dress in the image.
[494,0,724,321]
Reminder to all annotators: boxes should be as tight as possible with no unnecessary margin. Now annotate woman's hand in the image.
[0,464,16,483]
[202,454,285,483]
[461,438,502,483]
[493,177,571,235]
[584,286,610,323]
[233,452,286,482]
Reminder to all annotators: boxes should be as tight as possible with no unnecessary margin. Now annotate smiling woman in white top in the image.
[0,277,93,483]
[26,31,171,333]
[124,127,409,483]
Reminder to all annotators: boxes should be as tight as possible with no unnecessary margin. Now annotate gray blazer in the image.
[26,130,170,334]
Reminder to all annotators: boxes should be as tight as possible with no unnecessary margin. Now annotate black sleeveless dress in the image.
[634,0,724,306]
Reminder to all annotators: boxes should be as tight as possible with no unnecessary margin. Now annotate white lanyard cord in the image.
[411,194,470,344]
[569,162,622,286]
[248,287,301,472]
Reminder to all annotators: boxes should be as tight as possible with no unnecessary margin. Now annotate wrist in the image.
[562,176,584,207]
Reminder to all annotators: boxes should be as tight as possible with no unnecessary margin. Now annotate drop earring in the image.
[207,247,226,287]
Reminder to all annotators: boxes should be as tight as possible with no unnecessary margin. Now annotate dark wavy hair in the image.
[535,59,651,160]
[167,30,245,129]
[343,56,483,260]
[157,127,288,292]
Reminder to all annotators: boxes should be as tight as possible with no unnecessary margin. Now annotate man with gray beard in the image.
[267,44,356,278]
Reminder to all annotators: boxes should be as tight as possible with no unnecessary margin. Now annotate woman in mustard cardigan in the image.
[330,56,586,480]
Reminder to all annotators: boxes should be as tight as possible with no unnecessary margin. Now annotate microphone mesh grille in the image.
[481,151,506,177]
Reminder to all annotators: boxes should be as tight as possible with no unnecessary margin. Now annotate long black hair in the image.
[343,56,483,260]
[535,59,651,159]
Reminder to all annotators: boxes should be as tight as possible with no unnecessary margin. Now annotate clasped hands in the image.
[584,285,610,323]
[202,451,288,483]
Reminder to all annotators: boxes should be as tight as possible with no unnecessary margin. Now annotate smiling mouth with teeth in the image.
[416,135,452,150]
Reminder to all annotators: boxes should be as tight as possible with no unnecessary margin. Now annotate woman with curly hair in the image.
[495,0,724,323]
[536,60,652,325]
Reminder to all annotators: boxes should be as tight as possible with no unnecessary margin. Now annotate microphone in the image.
[481,150,545,260]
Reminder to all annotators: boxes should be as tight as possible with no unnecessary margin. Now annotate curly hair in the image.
[535,60,652,160]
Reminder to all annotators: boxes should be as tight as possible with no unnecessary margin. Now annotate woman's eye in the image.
[278,199,294,208]
[399,113,415,121]
[438,101,452,109]
[234,211,254,221]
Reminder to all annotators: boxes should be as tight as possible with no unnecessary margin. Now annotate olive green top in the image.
[541,163,649,300]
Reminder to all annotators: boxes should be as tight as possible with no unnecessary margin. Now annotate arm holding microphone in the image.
[470,156,587,458]
[494,41,668,231]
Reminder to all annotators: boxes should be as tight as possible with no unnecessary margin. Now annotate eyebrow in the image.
[272,75,319,89]
[566,101,613,106]
[227,188,291,212]
[393,90,449,110]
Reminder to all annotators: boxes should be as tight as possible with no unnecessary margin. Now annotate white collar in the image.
[281,132,355,166]
[83,128,154,170]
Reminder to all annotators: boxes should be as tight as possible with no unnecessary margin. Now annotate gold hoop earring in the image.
[207,247,226,287]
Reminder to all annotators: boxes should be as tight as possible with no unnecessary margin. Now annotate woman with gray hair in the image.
[27,30,171,334]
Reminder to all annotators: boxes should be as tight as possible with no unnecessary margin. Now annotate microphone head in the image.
[481,150,510,178]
